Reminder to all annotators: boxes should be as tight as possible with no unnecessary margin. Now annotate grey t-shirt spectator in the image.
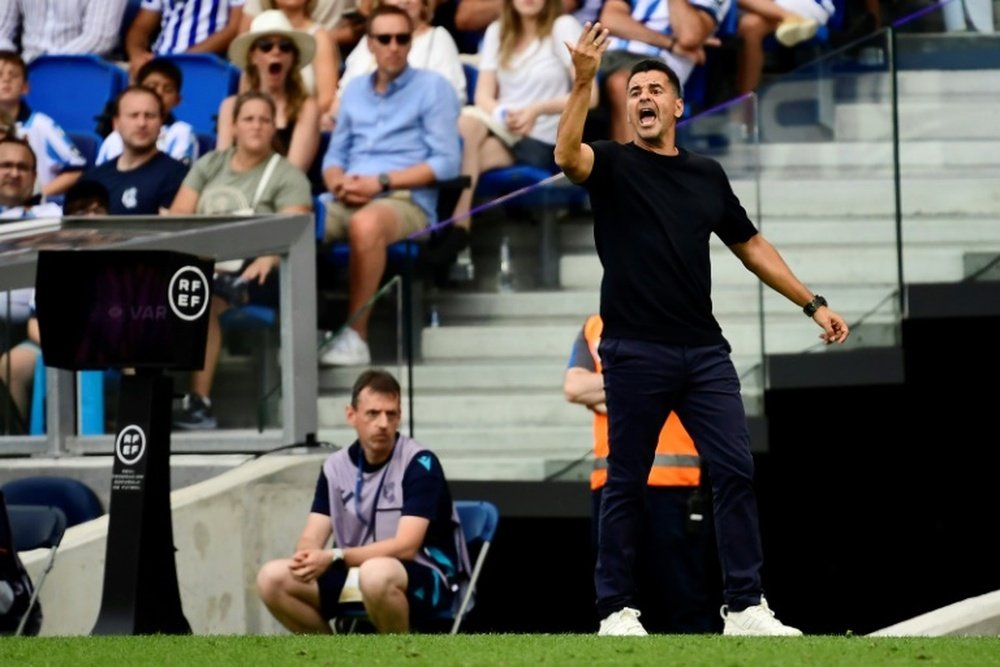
[181,147,312,214]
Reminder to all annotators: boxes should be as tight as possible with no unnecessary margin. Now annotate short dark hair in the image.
[112,84,166,119]
[63,179,110,215]
[0,50,27,78]
[367,4,414,34]
[136,58,183,91]
[351,369,401,407]
[0,136,36,172]
[627,59,682,98]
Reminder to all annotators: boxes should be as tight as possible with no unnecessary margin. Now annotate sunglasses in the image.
[253,38,295,54]
[372,32,412,46]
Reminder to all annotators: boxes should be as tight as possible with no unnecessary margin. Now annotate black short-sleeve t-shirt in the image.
[582,141,758,346]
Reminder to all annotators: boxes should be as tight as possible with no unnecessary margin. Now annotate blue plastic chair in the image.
[161,54,240,136]
[0,476,103,528]
[337,499,499,634]
[25,55,127,134]
[461,63,478,105]
[0,495,67,635]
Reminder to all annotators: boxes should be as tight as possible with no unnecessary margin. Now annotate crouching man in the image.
[257,369,470,633]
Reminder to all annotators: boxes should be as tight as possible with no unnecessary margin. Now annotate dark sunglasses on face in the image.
[372,32,412,46]
[254,38,295,54]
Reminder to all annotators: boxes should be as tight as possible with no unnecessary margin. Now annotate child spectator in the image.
[0,51,86,197]
[96,59,199,167]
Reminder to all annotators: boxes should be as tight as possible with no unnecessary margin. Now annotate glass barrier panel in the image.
[754,28,903,366]
[892,3,1000,287]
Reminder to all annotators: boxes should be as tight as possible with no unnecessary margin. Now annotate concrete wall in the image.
[19,453,326,636]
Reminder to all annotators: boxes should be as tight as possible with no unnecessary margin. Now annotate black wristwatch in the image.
[378,172,391,193]
[803,295,828,317]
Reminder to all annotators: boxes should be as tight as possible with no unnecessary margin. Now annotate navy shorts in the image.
[317,559,455,626]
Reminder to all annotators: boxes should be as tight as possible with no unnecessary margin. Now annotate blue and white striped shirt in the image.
[141,0,244,55]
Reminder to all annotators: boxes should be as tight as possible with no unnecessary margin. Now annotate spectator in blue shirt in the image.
[318,4,460,367]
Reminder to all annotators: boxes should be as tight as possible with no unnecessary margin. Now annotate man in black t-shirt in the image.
[555,24,850,637]
[84,86,188,216]
[256,369,468,634]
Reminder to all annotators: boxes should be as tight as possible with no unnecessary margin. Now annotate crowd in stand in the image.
[0,0,879,431]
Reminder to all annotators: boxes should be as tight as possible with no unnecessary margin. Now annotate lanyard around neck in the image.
[354,438,396,540]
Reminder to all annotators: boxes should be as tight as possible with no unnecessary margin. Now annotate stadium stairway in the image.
[308,39,1000,483]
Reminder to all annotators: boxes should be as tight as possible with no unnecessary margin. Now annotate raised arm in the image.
[186,6,243,54]
[554,21,609,184]
[455,0,502,32]
[728,233,850,344]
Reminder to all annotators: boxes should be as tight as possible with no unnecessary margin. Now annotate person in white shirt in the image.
[96,59,198,167]
[337,0,465,112]
[0,0,129,64]
[446,0,595,263]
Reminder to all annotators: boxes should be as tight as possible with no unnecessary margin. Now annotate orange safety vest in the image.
[584,314,702,491]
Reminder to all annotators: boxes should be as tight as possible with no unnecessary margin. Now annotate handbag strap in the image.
[251,153,281,210]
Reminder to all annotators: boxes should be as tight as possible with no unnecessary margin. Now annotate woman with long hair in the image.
[218,10,321,172]
[169,91,313,430]
[239,0,340,116]
[445,0,595,269]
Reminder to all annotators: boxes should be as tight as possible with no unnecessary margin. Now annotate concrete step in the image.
[730,176,1000,217]
[317,388,763,430]
[320,358,569,393]
[560,244,990,289]
[835,101,1000,141]
[748,141,1000,173]
[317,424,593,454]
[848,69,1000,102]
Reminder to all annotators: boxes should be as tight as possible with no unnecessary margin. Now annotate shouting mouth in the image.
[638,107,657,127]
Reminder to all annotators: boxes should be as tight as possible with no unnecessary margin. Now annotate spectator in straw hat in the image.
[219,9,321,172]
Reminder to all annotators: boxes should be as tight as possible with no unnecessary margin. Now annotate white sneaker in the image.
[598,607,648,636]
[775,18,820,47]
[319,328,371,366]
[721,597,803,636]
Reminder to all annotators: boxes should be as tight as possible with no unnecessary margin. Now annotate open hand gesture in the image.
[565,21,611,84]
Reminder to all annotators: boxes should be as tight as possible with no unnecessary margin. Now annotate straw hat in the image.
[228,10,316,71]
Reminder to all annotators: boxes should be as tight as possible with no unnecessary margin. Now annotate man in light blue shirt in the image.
[319,4,460,367]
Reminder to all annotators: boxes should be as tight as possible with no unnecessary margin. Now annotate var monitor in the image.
[35,250,214,370]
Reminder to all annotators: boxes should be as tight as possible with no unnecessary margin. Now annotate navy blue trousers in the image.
[595,338,763,618]
[592,487,721,633]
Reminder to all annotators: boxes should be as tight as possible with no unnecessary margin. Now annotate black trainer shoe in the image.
[173,393,218,430]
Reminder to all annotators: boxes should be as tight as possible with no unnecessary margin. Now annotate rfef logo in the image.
[115,425,147,465]
[168,265,210,321]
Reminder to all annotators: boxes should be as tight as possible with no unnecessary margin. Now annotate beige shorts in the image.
[322,190,427,243]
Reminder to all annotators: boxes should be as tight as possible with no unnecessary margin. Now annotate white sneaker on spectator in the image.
[319,328,371,366]
[721,597,803,636]
[598,607,648,636]
[775,18,820,47]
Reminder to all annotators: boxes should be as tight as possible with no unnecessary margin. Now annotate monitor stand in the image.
[91,371,191,635]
